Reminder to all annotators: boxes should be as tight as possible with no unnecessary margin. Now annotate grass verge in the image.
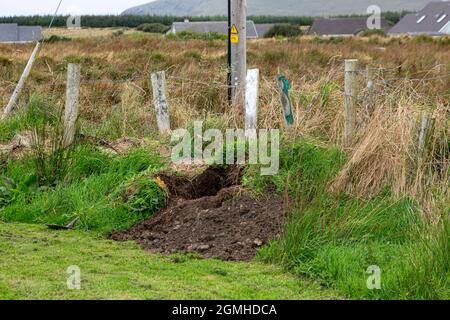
[0,144,166,233]
[246,139,449,300]
[0,222,341,300]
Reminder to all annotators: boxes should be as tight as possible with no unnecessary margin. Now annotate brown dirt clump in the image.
[110,166,285,261]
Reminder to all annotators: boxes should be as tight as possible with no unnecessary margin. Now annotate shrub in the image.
[265,24,302,38]
[136,23,170,34]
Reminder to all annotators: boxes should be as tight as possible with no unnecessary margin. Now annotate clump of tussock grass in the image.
[26,95,74,186]
[330,87,449,210]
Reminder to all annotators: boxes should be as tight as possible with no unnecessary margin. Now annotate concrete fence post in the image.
[151,71,171,134]
[366,65,375,116]
[344,59,359,146]
[245,69,259,132]
[2,42,41,120]
[417,113,435,161]
[63,63,81,147]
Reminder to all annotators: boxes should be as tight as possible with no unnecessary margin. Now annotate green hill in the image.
[122,0,430,16]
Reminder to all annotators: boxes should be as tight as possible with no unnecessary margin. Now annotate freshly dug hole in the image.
[110,165,286,261]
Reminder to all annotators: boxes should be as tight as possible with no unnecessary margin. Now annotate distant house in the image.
[0,23,42,43]
[389,1,450,35]
[254,24,275,38]
[309,18,389,36]
[168,21,274,38]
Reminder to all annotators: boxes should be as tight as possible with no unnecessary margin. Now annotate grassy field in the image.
[0,222,341,300]
[0,30,448,300]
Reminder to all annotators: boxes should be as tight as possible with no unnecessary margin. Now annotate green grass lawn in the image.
[0,222,342,300]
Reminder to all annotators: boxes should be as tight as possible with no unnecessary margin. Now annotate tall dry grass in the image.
[0,33,448,212]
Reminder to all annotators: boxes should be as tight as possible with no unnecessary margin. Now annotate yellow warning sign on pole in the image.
[230,24,239,43]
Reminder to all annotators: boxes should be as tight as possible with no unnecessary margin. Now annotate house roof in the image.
[0,23,19,42]
[254,24,275,38]
[170,21,259,38]
[309,18,390,36]
[0,23,42,43]
[18,26,42,42]
[389,1,450,35]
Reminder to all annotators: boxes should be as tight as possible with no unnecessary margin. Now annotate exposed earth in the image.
[110,166,286,261]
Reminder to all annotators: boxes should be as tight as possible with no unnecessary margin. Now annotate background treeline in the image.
[0,11,409,28]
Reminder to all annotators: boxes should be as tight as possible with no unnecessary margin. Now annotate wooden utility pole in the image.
[151,71,171,134]
[63,63,81,148]
[2,42,41,120]
[230,0,247,109]
[344,59,359,146]
[227,0,232,106]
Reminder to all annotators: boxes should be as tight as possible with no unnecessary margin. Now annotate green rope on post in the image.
[278,75,294,126]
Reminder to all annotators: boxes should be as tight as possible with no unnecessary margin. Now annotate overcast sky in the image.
[1,0,154,16]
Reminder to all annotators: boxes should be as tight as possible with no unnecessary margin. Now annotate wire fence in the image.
[1,66,448,88]
[0,63,448,105]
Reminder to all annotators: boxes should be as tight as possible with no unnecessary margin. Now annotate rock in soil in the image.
[110,166,286,261]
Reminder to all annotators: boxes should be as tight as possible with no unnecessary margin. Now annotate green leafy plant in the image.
[0,175,37,208]
[117,175,167,217]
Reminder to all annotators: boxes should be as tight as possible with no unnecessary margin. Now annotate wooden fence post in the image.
[230,0,247,109]
[151,71,171,134]
[344,59,359,146]
[63,63,81,147]
[2,42,41,120]
[245,69,259,132]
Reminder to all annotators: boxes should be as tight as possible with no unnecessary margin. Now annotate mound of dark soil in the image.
[110,166,286,261]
